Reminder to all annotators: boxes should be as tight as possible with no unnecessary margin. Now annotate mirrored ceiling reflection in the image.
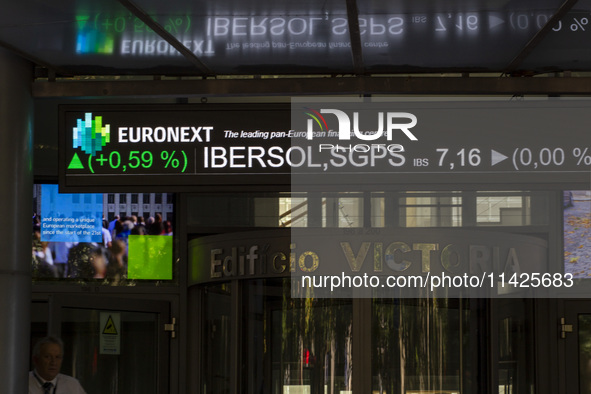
[521,0,591,73]
[0,0,202,74]
[0,0,590,75]
[131,0,348,16]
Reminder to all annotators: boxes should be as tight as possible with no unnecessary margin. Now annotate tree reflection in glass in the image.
[275,279,353,393]
[373,298,468,394]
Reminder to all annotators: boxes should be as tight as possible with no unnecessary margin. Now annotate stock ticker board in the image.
[59,100,591,192]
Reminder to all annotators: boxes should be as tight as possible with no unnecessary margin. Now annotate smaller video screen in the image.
[32,184,174,283]
[564,190,591,279]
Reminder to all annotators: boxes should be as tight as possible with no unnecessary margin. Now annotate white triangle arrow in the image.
[491,149,508,166]
[489,15,505,29]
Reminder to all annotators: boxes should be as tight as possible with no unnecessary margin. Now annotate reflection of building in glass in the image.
[476,193,530,226]
[104,193,174,221]
[33,186,174,223]
[33,184,102,219]
[275,191,534,229]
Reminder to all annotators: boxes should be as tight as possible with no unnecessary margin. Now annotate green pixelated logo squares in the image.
[73,112,111,156]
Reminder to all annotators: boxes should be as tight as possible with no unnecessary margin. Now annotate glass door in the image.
[48,295,171,394]
[564,301,591,394]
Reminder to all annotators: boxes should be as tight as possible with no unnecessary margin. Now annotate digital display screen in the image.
[60,104,292,191]
[61,101,591,192]
[564,190,591,279]
[40,184,103,243]
[32,184,175,283]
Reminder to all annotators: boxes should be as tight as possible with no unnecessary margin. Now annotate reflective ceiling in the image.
[1,0,591,77]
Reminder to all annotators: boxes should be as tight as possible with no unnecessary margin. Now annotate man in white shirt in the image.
[29,336,86,394]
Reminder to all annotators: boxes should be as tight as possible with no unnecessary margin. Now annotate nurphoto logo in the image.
[304,108,418,141]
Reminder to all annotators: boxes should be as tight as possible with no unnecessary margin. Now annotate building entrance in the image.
[564,300,591,394]
[32,295,171,394]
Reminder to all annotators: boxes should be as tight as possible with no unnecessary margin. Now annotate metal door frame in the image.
[49,294,171,394]
[563,300,591,394]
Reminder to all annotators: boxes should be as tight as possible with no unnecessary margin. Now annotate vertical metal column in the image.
[0,47,33,394]
[307,192,323,228]
[352,298,372,392]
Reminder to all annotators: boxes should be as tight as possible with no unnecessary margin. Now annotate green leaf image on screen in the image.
[127,235,173,280]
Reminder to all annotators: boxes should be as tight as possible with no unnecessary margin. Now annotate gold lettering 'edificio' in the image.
[207,241,523,279]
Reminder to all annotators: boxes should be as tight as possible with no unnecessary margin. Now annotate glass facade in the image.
[372,298,472,394]
[198,280,354,393]
[496,299,535,394]
[202,284,232,393]
[187,191,549,229]
[187,190,552,393]
[579,314,591,394]
[194,281,538,393]
[247,280,353,393]
[60,307,159,394]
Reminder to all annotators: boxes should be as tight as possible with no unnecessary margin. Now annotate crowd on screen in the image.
[32,213,172,281]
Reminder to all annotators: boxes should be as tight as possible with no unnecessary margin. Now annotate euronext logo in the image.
[73,112,111,156]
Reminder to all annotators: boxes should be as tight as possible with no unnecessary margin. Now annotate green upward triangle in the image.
[68,153,84,170]
[75,16,88,30]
